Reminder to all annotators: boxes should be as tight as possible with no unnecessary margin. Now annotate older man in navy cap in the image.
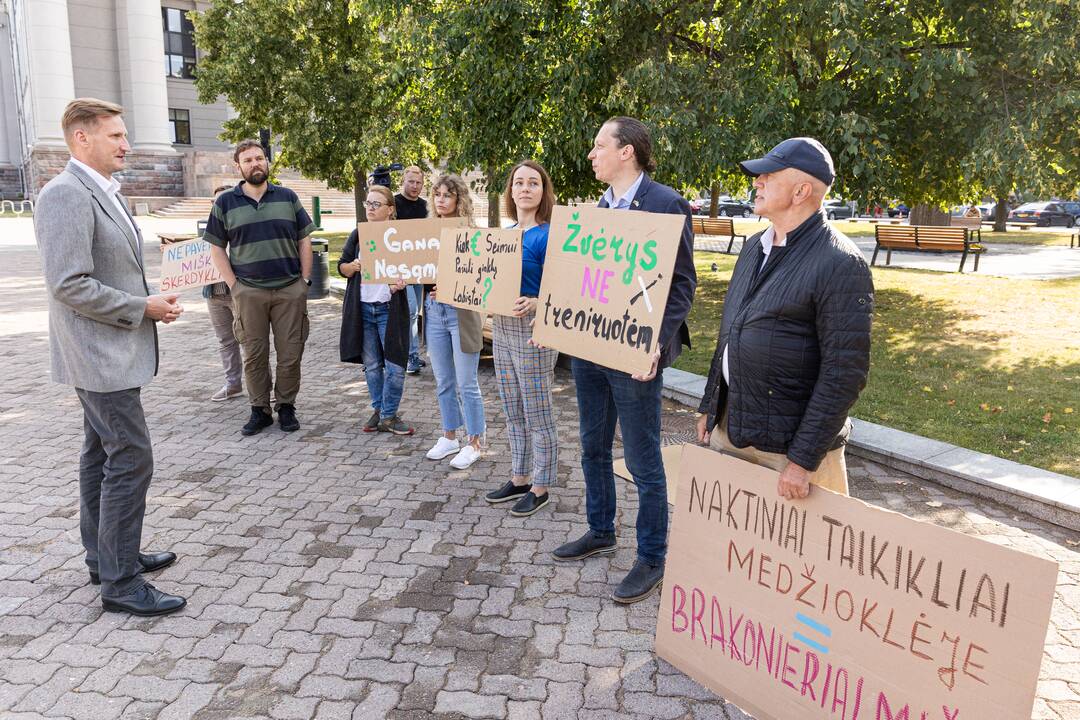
[695,137,874,500]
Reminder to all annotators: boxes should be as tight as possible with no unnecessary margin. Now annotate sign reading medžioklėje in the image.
[357,217,467,284]
[159,238,222,292]
[531,205,684,376]
[656,444,1059,720]
[436,227,523,316]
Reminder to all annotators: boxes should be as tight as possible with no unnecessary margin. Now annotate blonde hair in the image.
[61,98,123,141]
[402,165,424,178]
[430,174,473,220]
[368,185,397,219]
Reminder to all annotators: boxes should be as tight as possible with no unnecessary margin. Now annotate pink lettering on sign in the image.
[580,266,614,304]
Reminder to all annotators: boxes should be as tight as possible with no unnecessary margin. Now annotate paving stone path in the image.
[0,242,1077,719]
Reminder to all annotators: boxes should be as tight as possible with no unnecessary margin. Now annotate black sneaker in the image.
[485,480,531,504]
[377,416,415,435]
[612,559,664,604]
[241,407,274,436]
[552,530,617,562]
[510,491,549,517]
[278,404,300,432]
[362,411,380,433]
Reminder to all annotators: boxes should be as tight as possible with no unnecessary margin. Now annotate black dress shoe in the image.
[510,491,549,517]
[485,480,531,504]
[278,403,300,432]
[90,551,177,585]
[552,530,617,562]
[102,583,186,617]
[612,559,665,604]
[241,406,274,436]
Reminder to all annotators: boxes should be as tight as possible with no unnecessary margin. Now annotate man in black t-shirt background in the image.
[394,165,428,374]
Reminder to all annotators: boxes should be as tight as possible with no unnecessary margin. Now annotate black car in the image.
[1060,201,1080,222]
[1008,202,1076,227]
[887,203,909,218]
[696,195,754,217]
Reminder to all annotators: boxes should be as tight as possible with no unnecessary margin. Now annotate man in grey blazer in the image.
[35,98,186,616]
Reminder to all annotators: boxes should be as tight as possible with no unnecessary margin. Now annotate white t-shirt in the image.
[360,283,392,303]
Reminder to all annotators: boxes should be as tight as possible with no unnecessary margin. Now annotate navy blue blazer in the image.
[599,174,697,369]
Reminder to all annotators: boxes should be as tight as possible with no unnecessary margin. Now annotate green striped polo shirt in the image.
[203,182,316,289]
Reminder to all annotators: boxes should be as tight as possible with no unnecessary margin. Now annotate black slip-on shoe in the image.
[278,404,300,432]
[612,559,664,604]
[510,492,550,517]
[102,583,186,617]
[90,551,177,585]
[485,480,532,504]
[552,530,617,562]
[241,407,274,436]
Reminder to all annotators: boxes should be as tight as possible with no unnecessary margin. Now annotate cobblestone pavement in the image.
[1,242,1077,720]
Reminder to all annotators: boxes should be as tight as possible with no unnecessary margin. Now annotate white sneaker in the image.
[426,437,460,460]
[450,444,482,469]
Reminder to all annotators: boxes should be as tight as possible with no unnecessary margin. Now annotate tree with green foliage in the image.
[192,0,435,218]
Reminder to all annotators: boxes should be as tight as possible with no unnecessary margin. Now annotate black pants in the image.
[75,387,154,598]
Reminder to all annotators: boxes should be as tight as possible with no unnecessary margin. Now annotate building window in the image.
[169,109,191,145]
[162,7,196,79]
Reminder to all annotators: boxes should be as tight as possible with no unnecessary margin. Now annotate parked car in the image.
[1007,201,1076,227]
[887,203,909,218]
[696,194,754,217]
[1059,201,1080,222]
[823,199,854,220]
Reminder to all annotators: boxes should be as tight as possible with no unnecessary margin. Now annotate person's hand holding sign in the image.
[389,279,407,294]
[631,347,661,383]
[512,296,537,318]
[778,461,811,500]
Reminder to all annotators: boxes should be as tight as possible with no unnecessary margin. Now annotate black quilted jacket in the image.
[698,211,874,471]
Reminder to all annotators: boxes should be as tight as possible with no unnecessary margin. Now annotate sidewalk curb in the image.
[661,368,1080,532]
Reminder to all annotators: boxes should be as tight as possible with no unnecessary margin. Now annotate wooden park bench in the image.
[872,225,984,272]
[949,215,983,243]
[692,216,747,254]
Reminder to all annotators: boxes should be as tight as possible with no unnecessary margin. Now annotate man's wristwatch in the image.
[304,278,312,287]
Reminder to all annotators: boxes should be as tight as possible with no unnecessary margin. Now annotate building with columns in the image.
[0,0,233,201]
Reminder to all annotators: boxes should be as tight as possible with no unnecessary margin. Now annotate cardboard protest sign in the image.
[656,444,1059,720]
[531,205,684,375]
[159,238,222,292]
[357,217,467,284]
[436,227,522,316]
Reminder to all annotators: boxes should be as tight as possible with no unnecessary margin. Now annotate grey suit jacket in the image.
[35,161,158,392]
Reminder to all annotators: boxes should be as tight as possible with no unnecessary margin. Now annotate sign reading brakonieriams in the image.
[530,205,684,375]
[656,444,1059,720]
[437,227,523,316]
[357,217,467,284]
[159,238,222,292]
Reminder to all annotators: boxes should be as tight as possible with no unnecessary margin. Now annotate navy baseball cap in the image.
[739,137,835,186]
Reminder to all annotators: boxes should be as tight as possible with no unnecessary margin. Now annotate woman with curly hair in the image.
[423,174,487,469]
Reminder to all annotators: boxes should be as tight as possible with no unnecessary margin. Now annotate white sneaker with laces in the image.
[449,444,482,469]
[426,437,460,460]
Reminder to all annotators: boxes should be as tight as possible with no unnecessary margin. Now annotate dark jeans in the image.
[571,358,667,565]
[75,387,154,598]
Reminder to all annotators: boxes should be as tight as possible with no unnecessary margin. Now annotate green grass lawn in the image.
[676,254,1080,478]
[722,218,1077,246]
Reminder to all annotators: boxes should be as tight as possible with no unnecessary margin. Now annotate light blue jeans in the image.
[407,285,423,363]
[425,297,485,437]
[361,301,405,417]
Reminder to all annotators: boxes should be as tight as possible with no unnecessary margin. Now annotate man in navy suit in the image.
[553,116,697,603]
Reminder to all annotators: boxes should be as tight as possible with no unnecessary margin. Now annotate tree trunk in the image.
[709,181,719,218]
[993,196,1008,232]
[908,203,950,226]
[354,166,367,221]
[487,164,500,228]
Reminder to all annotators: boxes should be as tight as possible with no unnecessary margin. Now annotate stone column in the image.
[115,0,174,153]
[23,0,75,147]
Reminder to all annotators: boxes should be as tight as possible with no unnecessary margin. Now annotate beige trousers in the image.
[709,413,849,495]
[231,278,309,410]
